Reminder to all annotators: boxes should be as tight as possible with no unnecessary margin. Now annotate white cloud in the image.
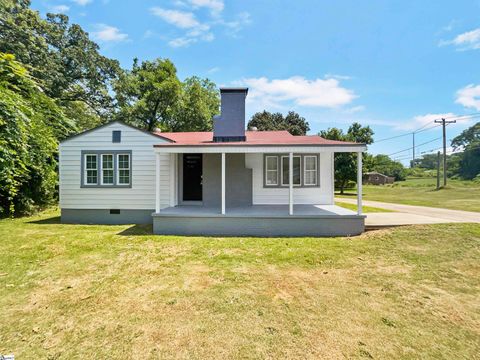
[236,76,357,110]
[344,105,365,114]
[207,66,220,74]
[71,0,92,5]
[440,28,480,51]
[189,0,224,15]
[91,24,128,42]
[151,3,250,47]
[395,113,456,131]
[169,37,197,48]
[151,7,215,47]
[219,12,251,36]
[150,8,200,28]
[51,4,70,13]
[456,84,480,110]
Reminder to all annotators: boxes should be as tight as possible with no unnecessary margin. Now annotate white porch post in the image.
[289,152,293,215]
[155,153,161,213]
[221,152,226,215]
[169,153,176,207]
[357,151,363,215]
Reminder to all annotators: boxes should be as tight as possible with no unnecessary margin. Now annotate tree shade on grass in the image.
[0,208,479,359]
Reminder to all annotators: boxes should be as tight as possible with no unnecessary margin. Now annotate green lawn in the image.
[338,178,480,212]
[1,209,479,359]
[335,201,393,213]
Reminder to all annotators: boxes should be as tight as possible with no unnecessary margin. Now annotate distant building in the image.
[363,172,395,185]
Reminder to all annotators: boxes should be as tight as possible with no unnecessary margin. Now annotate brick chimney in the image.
[213,88,248,142]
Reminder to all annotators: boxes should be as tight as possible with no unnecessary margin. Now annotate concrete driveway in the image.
[336,198,480,227]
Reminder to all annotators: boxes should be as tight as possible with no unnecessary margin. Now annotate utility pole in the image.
[436,151,441,190]
[412,132,415,167]
[434,118,456,186]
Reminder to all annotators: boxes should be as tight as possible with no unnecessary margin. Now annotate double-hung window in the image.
[85,154,98,185]
[265,156,279,186]
[281,156,301,186]
[101,154,114,185]
[304,156,318,186]
[82,151,131,187]
[117,153,130,185]
[264,154,319,187]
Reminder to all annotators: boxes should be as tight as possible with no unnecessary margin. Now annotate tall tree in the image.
[320,123,374,194]
[0,53,75,216]
[0,1,122,127]
[170,76,219,131]
[451,122,480,180]
[115,58,181,131]
[247,110,310,135]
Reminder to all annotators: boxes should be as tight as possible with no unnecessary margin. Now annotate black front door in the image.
[183,154,202,201]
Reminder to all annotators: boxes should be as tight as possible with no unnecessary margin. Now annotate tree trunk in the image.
[339,179,346,194]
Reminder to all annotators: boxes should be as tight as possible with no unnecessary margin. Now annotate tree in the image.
[0,53,75,216]
[319,123,374,194]
[247,110,310,135]
[115,58,181,131]
[170,76,220,131]
[451,122,480,180]
[369,154,407,181]
[0,1,122,127]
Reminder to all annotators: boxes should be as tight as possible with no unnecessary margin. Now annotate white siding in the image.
[245,152,334,205]
[59,122,171,210]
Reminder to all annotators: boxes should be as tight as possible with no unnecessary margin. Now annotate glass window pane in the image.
[266,157,277,171]
[305,156,316,171]
[103,169,114,184]
[86,170,97,184]
[305,171,316,185]
[102,154,113,169]
[282,157,301,185]
[118,154,129,169]
[118,169,130,184]
[266,171,277,185]
[293,157,300,184]
[86,155,97,169]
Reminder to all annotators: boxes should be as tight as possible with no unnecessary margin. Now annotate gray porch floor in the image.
[153,204,360,218]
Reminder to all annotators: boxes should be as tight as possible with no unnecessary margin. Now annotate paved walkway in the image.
[336,198,480,227]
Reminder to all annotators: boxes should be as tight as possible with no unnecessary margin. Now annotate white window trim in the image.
[84,154,98,185]
[281,155,301,187]
[304,155,318,186]
[116,153,130,185]
[101,154,114,185]
[265,156,279,186]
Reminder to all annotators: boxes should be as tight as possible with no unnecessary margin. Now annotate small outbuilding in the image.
[363,172,395,185]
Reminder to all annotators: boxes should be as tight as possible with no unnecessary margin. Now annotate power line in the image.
[434,112,480,122]
[387,137,442,156]
[374,123,441,143]
[374,112,480,144]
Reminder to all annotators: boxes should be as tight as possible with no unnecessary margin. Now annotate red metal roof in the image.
[153,130,359,147]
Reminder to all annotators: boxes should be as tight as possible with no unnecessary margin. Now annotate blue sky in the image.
[32,0,480,164]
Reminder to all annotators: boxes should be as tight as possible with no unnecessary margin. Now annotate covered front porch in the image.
[152,204,365,237]
[152,143,366,237]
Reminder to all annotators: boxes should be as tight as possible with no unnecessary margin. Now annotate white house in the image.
[59,88,366,236]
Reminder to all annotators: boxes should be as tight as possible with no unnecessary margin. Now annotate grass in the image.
[338,178,480,212]
[1,209,479,359]
[335,201,393,213]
